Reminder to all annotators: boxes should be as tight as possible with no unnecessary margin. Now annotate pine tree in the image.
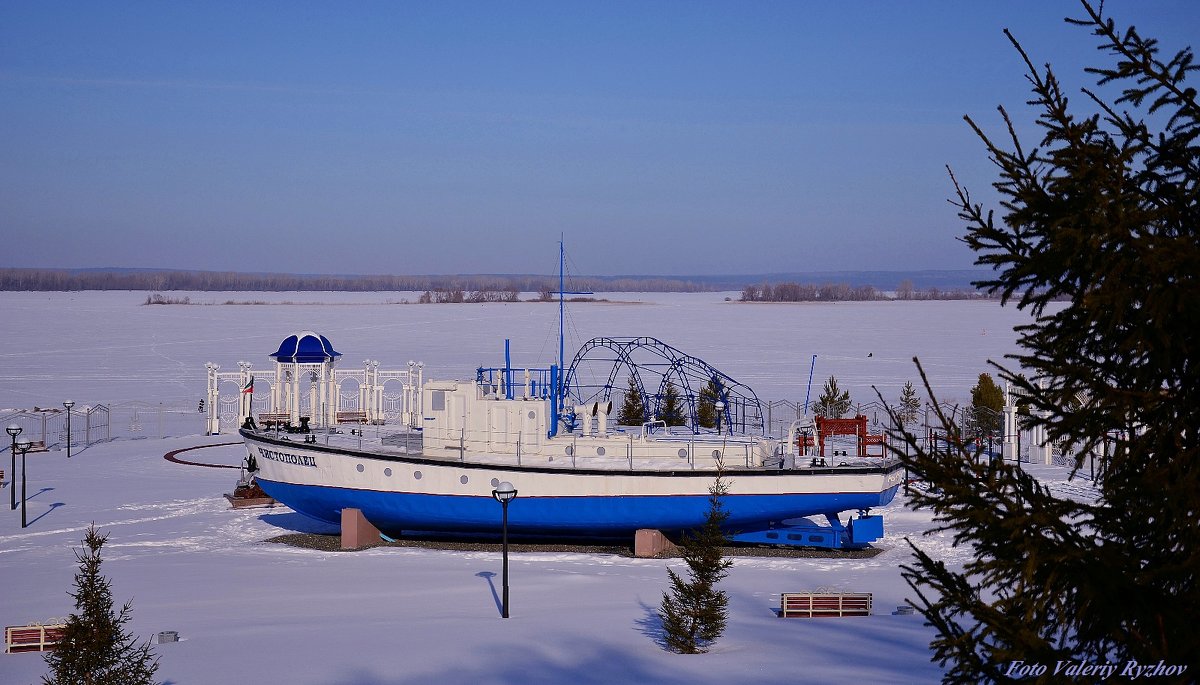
[617,376,646,426]
[894,3,1200,680]
[659,380,687,427]
[898,380,921,428]
[811,376,851,418]
[659,473,732,654]
[44,525,159,685]
[695,377,722,429]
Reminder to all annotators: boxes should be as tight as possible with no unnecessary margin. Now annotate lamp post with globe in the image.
[63,400,75,458]
[491,481,518,618]
[6,424,20,511]
[17,438,31,528]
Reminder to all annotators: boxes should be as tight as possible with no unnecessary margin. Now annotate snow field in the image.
[0,291,1073,683]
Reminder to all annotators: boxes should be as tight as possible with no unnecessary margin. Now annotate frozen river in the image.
[0,290,1039,412]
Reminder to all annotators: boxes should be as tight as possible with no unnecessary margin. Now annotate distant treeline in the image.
[1,268,994,300]
[0,269,710,293]
[414,289,609,304]
[417,288,520,303]
[740,279,994,302]
[143,293,191,305]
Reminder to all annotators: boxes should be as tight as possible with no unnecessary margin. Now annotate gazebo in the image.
[205,332,423,434]
[270,330,342,428]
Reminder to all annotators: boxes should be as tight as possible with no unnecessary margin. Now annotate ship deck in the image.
[245,426,898,474]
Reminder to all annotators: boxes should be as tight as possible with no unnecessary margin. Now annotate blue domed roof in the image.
[270,330,342,363]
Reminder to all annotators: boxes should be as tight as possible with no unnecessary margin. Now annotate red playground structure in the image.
[809,415,886,458]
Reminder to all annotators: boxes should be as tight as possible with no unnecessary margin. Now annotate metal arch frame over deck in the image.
[562,336,765,434]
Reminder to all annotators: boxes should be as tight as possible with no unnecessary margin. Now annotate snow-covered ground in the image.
[0,291,1080,683]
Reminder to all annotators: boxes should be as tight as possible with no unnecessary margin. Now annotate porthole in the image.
[356,464,365,473]
[460,475,469,485]
[565,445,574,456]
[527,410,536,419]
[596,446,606,456]
[384,468,392,477]
[677,448,688,458]
[711,450,721,459]
[414,470,423,480]
[491,478,500,488]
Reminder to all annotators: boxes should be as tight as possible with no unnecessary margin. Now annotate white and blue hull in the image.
[243,430,904,537]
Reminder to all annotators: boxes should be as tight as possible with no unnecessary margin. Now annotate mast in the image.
[559,237,565,406]
[551,239,590,436]
[546,237,565,438]
[804,354,817,414]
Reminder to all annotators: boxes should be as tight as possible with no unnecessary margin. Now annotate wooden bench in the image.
[336,411,369,425]
[5,624,66,653]
[780,592,872,618]
[257,412,291,430]
[2,441,49,462]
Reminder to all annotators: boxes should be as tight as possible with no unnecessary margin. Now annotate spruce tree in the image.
[812,376,851,418]
[893,3,1200,680]
[659,473,732,654]
[696,377,722,429]
[617,376,647,426]
[968,372,1004,438]
[898,380,921,428]
[44,525,159,685]
[659,380,687,427]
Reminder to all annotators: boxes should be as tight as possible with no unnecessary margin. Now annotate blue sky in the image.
[2,1,1196,276]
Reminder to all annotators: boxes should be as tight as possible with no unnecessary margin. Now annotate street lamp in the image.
[63,400,75,458]
[17,438,31,528]
[6,424,20,511]
[491,481,518,618]
[714,400,725,434]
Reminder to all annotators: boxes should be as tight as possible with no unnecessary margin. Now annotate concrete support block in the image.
[341,508,381,550]
[634,529,676,558]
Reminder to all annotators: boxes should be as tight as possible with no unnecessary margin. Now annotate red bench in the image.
[780,592,872,618]
[5,624,66,653]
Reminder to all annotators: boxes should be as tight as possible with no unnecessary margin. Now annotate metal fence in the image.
[763,399,902,440]
[3,396,1085,474]
[107,401,207,440]
[1,405,110,451]
[1,402,206,453]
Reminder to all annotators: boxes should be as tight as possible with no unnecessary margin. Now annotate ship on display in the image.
[238,245,904,549]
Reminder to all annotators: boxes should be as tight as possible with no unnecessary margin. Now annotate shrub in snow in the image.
[659,473,732,654]
[43,525,159,685]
